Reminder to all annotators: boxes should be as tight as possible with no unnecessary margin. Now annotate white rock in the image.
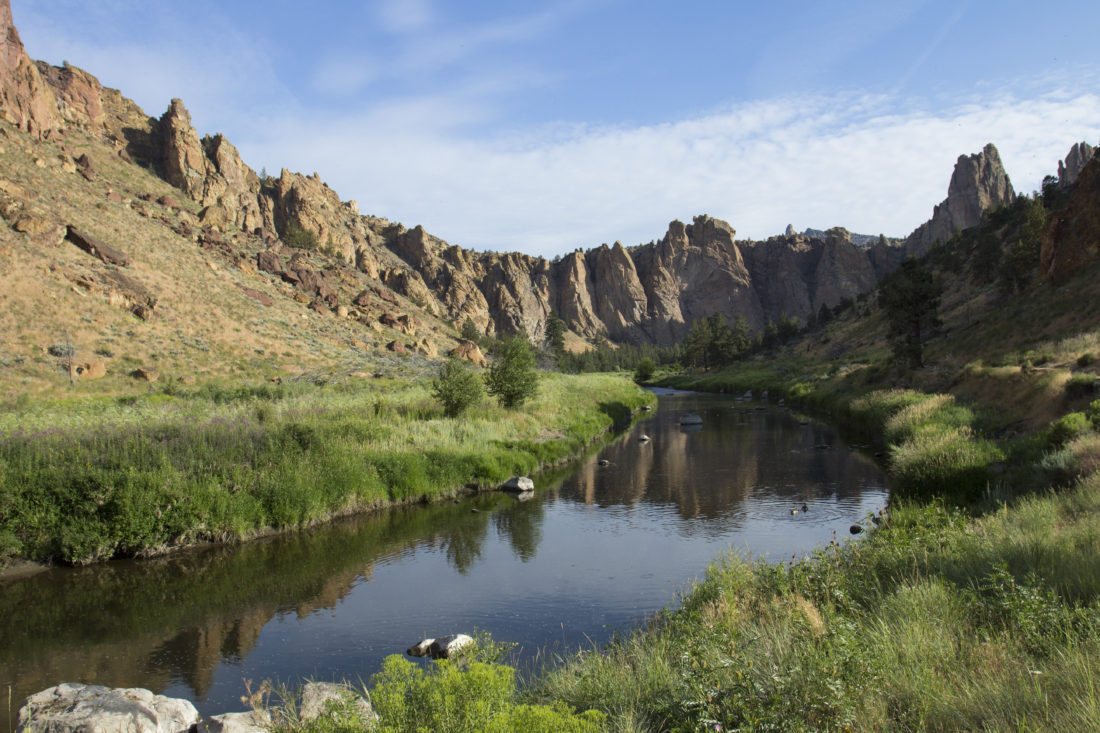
[299,682,376,725]
[406,633,475,659]
[500,476,534,492]
[197,711,271,733]
[17,683,200,733]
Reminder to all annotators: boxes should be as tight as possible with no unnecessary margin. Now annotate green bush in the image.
[1047,412,1091,448]
[1065,373,1098,399]
[282,221,319,250]
[485,336,540,408]
[431,358,484,418]
[633,357,655,383]
[368,656,604,733]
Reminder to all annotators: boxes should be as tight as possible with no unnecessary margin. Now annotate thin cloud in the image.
[238,84,1100,258]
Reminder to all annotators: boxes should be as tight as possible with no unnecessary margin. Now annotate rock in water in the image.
[406,633,475,659]
[501,476,534,492]
[17,683,200,733]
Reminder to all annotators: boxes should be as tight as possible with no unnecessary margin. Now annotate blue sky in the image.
[16,0,1100,257]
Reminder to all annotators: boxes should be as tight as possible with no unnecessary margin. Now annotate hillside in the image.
[0,0,1054,400]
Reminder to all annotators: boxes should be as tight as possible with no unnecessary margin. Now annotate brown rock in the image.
[256,250,283,275]
[106,191,122,204]
[130,367,159,382]
[379,312,400,329]
[239,286,273,307]
[352,289,372,307]
[451,339,487,368]
[13,214,53,235]
[65,267,156,319]
[66,226,131,266]
[71,361,106,380]
[386,340,407,355]
[157,194,180,209]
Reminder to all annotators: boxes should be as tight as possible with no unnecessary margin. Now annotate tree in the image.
[460,318,481,342]
[485,335,540,408]
[878,258,943,369]
[544,312,566,359]
[682,317,714,369]
[634,357,655,383]
[431,358,484,417]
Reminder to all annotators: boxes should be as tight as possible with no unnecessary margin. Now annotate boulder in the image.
[66,226,131,267]
[71,361,106,380]
[501,476,534,492]
[406,633,475,660]
[450,339,487,368]
[386,340,406,355]
[256,250,283,275]
[195,711,270,733]
[299,682,376,725]
[239,286,273,307]
[130,367,159,382]
[16,683,200,733]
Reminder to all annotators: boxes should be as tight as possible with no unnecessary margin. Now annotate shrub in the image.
[282,221,319,250]
[367,656,604,733]
[431,358,484,418]
[1047,412,1091,448]
[1065,373,1098,399]
[485,336,540,408]
[633,357,655,383]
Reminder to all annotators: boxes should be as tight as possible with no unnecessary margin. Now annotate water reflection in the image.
[0,393,886,730]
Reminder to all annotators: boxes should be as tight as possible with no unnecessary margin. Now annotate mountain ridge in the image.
[0,0,1079,382]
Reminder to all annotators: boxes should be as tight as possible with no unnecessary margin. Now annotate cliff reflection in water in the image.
[1,394,885,731]
[0,491,539,721]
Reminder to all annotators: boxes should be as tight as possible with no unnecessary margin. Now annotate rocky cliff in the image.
[0,0,1027,352]
[1040,155,1100,284]
[1058,141,1096,186]
[901,144,1016,259]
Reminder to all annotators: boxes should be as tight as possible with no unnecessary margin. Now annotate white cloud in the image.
[237,84,1100,258]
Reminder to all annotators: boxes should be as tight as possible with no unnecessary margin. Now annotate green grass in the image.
[0,373,653,565]
[527,480,1100,732]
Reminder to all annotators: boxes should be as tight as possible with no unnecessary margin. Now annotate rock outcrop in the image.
[1058,141,1096,186]
[1040,156,1100,284]
[0,0,54,137]
[903,143,1015,257]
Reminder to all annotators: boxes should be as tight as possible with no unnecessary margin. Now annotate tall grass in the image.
[0,373,652,565]
[530,477,1100,731]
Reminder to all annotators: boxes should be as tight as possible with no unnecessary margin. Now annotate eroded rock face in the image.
[1058,141,1096,186]
[904,143,1015,256]
[16,683,200,733]
[1041,156,1100,284]
[0,0,54,137]
[35,61,102,128]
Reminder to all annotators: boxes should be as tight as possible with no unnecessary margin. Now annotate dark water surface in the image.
[0,391,887,727]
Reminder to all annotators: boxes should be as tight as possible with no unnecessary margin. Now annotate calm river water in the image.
[0,390,887,727]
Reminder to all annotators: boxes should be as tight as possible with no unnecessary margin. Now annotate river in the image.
[0,390,887,728]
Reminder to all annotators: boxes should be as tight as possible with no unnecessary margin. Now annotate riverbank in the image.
[516,365,1100,730]
[0,372,653,567]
